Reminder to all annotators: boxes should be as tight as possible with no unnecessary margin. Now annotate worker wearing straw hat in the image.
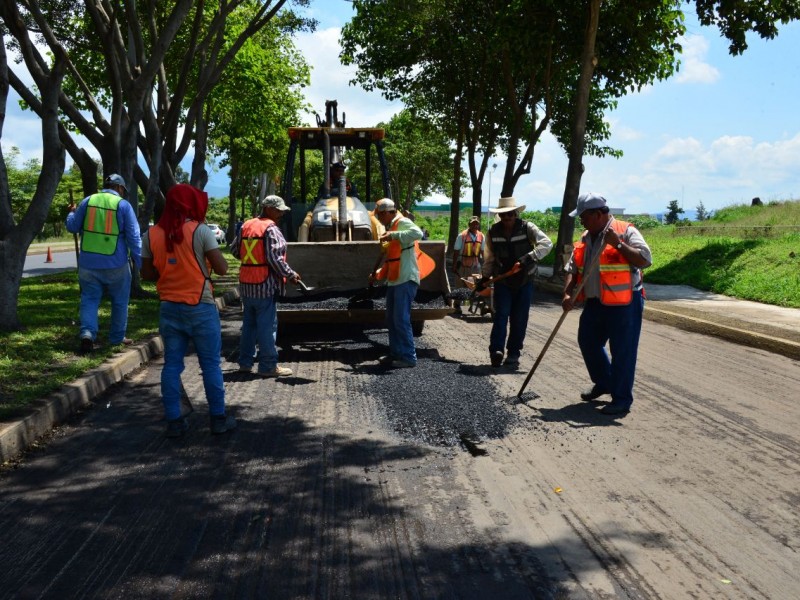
[482,196,552,368]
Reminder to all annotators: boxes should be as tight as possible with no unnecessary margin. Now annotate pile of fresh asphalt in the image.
[353,330,519,448]
[275,290,517,449]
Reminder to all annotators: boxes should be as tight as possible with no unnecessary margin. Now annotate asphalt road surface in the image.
[1,296,798,599]
[22,249,77,278]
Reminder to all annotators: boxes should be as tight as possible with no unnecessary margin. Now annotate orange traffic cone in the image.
[45,246,54,263]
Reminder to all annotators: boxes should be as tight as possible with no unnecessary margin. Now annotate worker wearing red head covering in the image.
[156,183,209,251]
[141,184,235,438]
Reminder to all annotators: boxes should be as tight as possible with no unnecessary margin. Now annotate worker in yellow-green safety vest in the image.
[66,173,142,354]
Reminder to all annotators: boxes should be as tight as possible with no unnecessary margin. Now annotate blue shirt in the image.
[66,188,142,270]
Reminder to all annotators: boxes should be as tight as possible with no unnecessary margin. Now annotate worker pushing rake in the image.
[517,193,652,419]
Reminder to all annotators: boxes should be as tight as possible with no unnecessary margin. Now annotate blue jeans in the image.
[489,281,533,356]
[239,296,278,373]
[386,282,418,364]
[78,264,131,343]
[578,292,645,410]
[159,301,225,421]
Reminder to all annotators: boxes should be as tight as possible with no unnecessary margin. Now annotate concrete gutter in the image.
[644,303,800,360]
[535,274,800,361]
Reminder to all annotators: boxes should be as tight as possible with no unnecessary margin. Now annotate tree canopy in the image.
[341,0,684,245]
[0,0,313,331]
[346,109,459,211]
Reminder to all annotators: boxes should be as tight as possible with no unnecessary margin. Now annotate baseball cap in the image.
[260,194,290,211]
[469,215,480,224]
[375,198,396,213]
[104,173,127,191]
[569,193,607,217]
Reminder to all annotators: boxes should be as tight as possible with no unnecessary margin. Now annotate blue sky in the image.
[3,2,798,216]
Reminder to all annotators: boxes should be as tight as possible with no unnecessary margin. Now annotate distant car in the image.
[207,223,225,245]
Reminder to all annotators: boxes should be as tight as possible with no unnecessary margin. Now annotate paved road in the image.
[1,295,797,598]
[22,248,77,278]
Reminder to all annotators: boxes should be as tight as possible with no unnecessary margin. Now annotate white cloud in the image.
[294,27,402,127]
[675,34,721,84]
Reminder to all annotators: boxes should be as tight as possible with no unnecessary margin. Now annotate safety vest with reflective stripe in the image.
[81,192,121,255]
[149,221,211,305]
[488,219,534,288]
[459,230,484,267]
[238,217,278,285]
[574,220,636,306]
[376,219,418,282]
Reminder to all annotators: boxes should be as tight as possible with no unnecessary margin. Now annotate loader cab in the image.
[279,100,393,242]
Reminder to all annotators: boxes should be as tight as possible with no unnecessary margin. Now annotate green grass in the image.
[0,273,159,420]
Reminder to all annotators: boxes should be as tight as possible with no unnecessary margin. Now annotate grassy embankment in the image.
[1,201,797,420]
[418,199,799,307]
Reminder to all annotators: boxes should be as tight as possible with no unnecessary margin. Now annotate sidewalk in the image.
[535,266,800,361]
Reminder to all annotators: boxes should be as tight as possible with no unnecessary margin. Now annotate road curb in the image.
[535,277,799,361]
[0,336,163,464]
[644,305,800,360]
[0,288,241,465]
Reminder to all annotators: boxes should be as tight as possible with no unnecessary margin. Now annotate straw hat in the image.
[491,196,525,214]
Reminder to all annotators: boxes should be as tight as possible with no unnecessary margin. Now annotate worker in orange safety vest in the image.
[562,192,652,417]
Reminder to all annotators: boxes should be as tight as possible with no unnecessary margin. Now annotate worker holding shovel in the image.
[231,195,300,378]
[482,197,552,368]
[562,193,652,417]
[370,198,424,369]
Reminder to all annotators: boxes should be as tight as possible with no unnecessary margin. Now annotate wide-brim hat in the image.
[491,196,525,214]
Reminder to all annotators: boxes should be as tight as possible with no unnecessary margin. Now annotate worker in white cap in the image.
[370,198,424,368]
[562,192,652,417]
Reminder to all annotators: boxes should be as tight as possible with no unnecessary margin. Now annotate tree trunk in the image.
[228,158,240,230]
[553,0,601,279]
[0,25,65,330]
[190,105,210,190]
[448,115,467,250]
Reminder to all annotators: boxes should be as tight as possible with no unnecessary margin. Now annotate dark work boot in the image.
[210,414,237,435]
